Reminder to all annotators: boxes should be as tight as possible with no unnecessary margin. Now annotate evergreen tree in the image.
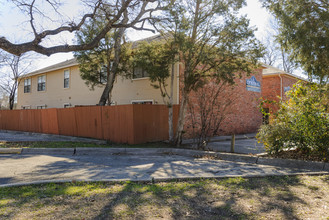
[156,0,264,145]
[261,0,329,83]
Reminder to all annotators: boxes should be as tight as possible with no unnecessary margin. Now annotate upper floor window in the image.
[37,75,46,91]
[24,78,31,93]
[99,65,108,84]
[64,70,70,88]
[133,67,149,79]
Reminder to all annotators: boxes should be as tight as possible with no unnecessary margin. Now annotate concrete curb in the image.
[0,148,22,154]
[12,147,329,172]
[1,171,328,188]
[22,148,75,155]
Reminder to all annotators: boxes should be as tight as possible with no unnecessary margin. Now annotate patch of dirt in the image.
[193,154,222,160]
[262,149,329,162]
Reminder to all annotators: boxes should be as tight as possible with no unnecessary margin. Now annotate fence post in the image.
[230,134,235,153]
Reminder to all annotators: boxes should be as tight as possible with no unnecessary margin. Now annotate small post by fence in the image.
[230,134,235,153]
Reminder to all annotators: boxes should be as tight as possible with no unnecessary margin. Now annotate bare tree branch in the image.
[0,0,166,56]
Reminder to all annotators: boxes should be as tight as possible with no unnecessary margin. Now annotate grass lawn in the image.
[1,175,329,219]
[0,141,173,149]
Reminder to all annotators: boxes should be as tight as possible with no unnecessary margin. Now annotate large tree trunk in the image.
[9,92,15,110]
[98,7,128,106]
[8,80,18,110]
[174,89,188,146]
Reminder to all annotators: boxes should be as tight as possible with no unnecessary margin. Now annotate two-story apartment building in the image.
[16,50,307,136]
[17,58,180,109]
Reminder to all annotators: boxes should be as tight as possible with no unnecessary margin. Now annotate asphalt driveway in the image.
[1,151,327,187]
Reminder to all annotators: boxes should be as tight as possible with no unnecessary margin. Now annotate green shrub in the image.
[257,82,329,159]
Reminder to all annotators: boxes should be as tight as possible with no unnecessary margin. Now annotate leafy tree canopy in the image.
[261,0,329,83]
[74,14,131,89]
[153,0,264,145]
[257,82,329,160]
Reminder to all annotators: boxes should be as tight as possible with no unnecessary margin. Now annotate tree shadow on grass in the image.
[1,175,327,219]
[93,175,308,220]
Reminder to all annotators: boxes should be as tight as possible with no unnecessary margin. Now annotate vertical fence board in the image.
[8,110,20,131]
[74,106,103,139]
[57,108,77,137]
[133,105,171,144]
[41,109,59,135]
[101,105,134,144]
[33,109,43,133]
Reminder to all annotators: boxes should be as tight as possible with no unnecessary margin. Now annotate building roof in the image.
[21,58,78,78]
[20,34,169,78]
[21,36,307,83]
[262,63,308,82]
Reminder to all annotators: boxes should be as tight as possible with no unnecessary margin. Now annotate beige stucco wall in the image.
[17,63,179,109]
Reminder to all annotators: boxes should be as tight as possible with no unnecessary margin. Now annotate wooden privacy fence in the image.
[0,105,179,144]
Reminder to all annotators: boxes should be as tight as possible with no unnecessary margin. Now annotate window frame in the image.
[132,66,149,79]
[24,78,31,93]
[131,100,154,105]
[36,105,46,109]
[21,105,31,110]
[64,70,70,89]
[99,65,108,84]
[63,103,72,108]
[37,75,46,92]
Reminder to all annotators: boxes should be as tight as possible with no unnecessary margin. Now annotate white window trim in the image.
[64,69,70,89]
[131,76,150,81]
[24,78,32,93]
[37,75,46,92]
[131,99,154,104]
[36,104,47,109]
[63,103,72,108]
[22,105,31,109]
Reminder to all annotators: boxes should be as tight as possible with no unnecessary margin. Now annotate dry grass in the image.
[1,175,329,219]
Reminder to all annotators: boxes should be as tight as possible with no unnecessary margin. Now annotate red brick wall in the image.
[182,69,263,137]
[282,75,299,100]
[261,75,299,113]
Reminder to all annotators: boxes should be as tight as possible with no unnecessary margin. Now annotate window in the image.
[22,105,31,110]
[64,70,70,88]
[63,103,71,108]
[37,105,46,109]
[99,65,108,84]
[37,75,46,91]
[131,100,153,105]
[133,67,149,79]
[24,78,31,93]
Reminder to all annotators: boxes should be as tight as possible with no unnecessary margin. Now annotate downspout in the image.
[177,63,180,104]
[279,74,283,99]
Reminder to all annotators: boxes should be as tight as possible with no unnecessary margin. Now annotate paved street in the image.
[1,130,326,187]
[0,153,324,186]
[0,130,264,154]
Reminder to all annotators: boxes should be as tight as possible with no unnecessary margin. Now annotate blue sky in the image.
[0,0,272,70]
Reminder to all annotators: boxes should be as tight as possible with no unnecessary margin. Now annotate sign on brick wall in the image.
[246,76,261,92]
[284,86,291,93]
